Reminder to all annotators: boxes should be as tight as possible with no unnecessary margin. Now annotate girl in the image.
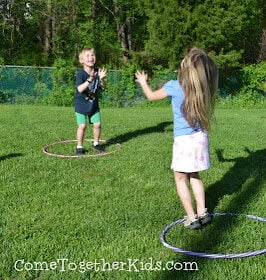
[135,47,218,229]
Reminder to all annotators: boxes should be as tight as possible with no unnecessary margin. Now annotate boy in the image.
[74,47,107,155]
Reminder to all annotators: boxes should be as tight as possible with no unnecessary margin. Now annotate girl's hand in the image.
[135,70,148,85]
[135,70,167,101]
[98,68,107,80]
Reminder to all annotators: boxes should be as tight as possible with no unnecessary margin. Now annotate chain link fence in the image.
[2,65,261,107]
[0,65,54,103]
[0,66,150,106]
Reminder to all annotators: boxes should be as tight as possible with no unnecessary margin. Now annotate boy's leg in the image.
[76,113,87,149]
[93,123,101,145]
[77,124,86,147]
[174,171,196,220]
[89,111,103,149]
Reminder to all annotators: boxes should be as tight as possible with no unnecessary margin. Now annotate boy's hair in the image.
[178,47,218,131]
[79,47,95,64]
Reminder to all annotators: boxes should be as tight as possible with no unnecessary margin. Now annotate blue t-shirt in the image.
[163,80,200,137]
[74,68,100,115]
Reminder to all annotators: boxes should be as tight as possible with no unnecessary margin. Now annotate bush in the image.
[47,59,76,106]
[231,62,266,107]
[104,65,139,107]
[46,87,74,106]
[239,62,266,96]
[0,91,8,103]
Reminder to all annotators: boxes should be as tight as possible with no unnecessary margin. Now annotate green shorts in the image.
[75,111,101,125]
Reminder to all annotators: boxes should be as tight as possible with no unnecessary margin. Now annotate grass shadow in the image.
[206,147,265,212]
[105,121,172,146]
[159,147,265,280]
[0,153,23,161]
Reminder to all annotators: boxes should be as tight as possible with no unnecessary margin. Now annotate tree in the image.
[0,0,35,63]
[97,0,146,63]
[140,0,263,70]
[0,0,264,69]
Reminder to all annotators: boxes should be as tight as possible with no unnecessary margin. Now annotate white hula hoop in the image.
[42,139,121,158]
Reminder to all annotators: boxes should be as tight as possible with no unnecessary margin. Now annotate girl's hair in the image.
[178,47,218,131]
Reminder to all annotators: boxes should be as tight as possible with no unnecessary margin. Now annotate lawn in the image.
[0,104,265,280]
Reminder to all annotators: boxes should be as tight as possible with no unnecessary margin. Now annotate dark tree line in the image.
[0,0,265,71]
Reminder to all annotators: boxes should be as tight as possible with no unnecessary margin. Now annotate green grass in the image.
[0,104,265,280]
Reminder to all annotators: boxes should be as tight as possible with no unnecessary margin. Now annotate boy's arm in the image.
[77,79,91,93]
[77,69,94,93]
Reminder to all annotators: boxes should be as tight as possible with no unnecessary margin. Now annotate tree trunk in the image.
[98,0,132,60]
[44,0,52,53]
[259,29,266,62]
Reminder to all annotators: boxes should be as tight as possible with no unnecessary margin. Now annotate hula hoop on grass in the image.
[42,139,121,158]
[160,212,266,259]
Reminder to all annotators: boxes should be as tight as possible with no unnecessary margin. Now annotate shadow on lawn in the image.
[106,121,172,146]
[159,147,266,280]
[0,153,23,161]
[206,147,265,213]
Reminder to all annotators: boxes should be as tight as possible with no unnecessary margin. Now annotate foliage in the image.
[217,62,266,108]
[0,90,9,103]
[142,0,263,70]
[216,93,265,109]
[46,87,74,107]
[0,0,264,73]
[228,62,266,107]
[150,67,176,89]
[34,82,49,96]
[211,50,243,76]
[239,62,266,96]
[46,59,76,106]
[104,64,139,107]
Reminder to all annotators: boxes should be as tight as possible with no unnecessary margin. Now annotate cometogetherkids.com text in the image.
[14,257,199,273]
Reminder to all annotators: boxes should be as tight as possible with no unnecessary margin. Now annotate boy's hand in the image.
[88,69,95,82]
[98,68,107,80]
[135,71,148,85]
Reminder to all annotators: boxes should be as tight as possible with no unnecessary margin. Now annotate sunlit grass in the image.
[0,104,265,280]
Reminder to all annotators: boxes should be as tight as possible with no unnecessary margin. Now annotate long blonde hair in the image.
[178,47,218,131]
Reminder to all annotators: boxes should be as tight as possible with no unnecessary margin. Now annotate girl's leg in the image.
[174,171,196,220]
[77,123,86,147]
[189,172,206,216]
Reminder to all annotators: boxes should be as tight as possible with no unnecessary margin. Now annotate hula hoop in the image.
[161,213,266,259]
[42,139,121,158]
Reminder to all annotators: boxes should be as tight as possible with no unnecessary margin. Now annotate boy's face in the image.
[80,50,96,67]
